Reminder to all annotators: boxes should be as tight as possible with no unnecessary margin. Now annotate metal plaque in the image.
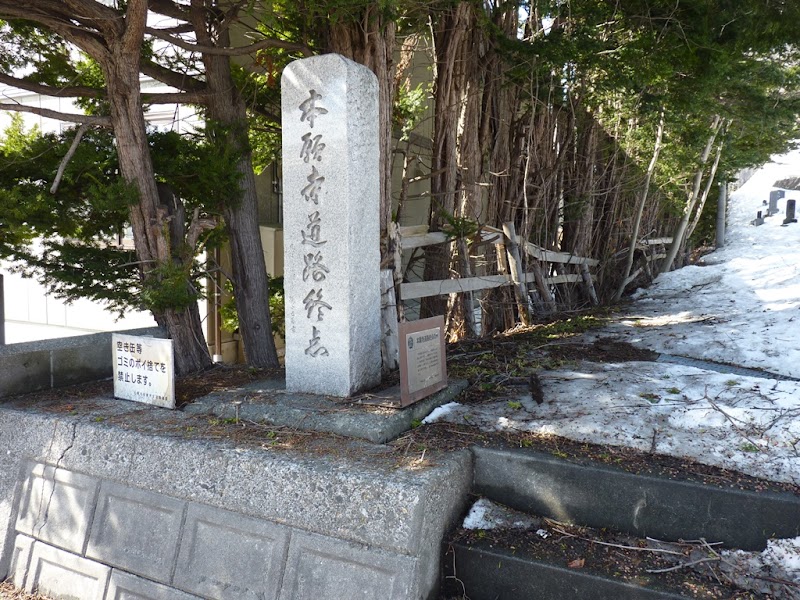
[399,316,447,407]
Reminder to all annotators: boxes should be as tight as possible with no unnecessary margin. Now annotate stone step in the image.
[442,536,690,600]
[438,446,800,599]
[472,446,800,551]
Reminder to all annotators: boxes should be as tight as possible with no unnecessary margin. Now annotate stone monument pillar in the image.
[281,54,382,397]
[768,190,784,216]
[784,199,797,225]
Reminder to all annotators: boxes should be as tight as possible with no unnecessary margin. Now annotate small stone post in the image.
[281,54,382,396]
[784,199,797,225]
[752,211,764,226]
[715,183,726,248]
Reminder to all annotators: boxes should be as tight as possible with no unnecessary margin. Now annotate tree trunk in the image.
[420,1,473,320]
[104,3,211,374]
[661,115,722,273]
[326,4,396,241]
[614,110,664,301]
[685,121,727,243]
[191,1,279,369]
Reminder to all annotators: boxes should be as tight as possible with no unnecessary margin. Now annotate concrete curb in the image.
[443,540,689,600]
[472,447,800,551]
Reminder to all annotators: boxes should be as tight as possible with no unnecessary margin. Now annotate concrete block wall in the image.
[0,407,472,599]
[0,327,167,398]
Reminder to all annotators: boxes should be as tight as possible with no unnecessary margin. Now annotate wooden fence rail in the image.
[395,224,598,311]
[398,225,599,266]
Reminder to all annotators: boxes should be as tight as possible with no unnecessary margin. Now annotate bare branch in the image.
[0,72,203,105]
[148,0,191,21]
[0,2,110,59]
[63,0,123,37]
[145,26,313,58]
[0,72,104,99]
[140,60,206,94]
[186,208,218,249]
[249,104,281,126]
[142,91,207,104]
[51,123,90,194]
[150,23,194,35]
[0,102,111,126]
[646,557,720,574]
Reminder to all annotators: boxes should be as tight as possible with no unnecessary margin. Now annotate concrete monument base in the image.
[0,394,471,600]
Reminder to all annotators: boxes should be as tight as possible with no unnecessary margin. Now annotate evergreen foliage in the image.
[0,0,799,340]
[0,120,233,315]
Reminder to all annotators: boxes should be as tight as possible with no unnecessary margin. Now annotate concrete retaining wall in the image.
[0,327,167,398]
[0,406,472,599]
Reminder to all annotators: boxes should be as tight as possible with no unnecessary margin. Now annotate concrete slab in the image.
[25,541,110,600]
[278,530,416,600]
[184,377,468,444]
[52,341,113,388]
[0,411,63,581]
[107,571,203,600]
[413,449,473,597]
[15,461,99,555]
[473,446,800,550]
[0,350,50,398]
[0,326,166,397]
[173,503,290,600]
[125,437,230,507]
[219,447,429,554]
[54,421,141,484]
[86,481,185,584]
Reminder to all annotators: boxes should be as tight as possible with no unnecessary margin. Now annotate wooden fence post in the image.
[456,237,478,337]
[380,269,399,372]
[579,263,599,305]
[502,222,533,326]
[531,260,556,313]
[388,221,405,322]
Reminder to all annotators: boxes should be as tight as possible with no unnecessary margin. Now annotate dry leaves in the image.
[567,557,585,569]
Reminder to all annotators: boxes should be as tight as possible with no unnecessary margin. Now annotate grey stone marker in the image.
[783,199,797,225]
[281,54,382,397]
[752,210,764,226]
[767,190,784,216]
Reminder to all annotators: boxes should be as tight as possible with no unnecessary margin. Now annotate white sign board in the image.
[112,334,175,409]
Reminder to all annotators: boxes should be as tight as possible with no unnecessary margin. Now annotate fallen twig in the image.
[704,390,764,451]
[547,523,684,557]
[646,557,720,573]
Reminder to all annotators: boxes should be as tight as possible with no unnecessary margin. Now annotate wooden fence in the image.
[619,237,672,290]
[393,222,600,328]
[378,225,672,368]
